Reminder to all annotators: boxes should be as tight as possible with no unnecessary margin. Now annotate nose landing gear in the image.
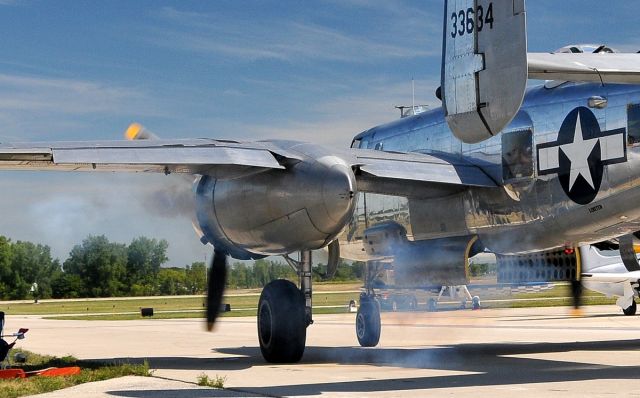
[356,293,381,347]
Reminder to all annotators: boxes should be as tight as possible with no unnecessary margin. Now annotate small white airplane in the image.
[580,246,640,315]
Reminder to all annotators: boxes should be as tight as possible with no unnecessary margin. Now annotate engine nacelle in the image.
[194,144,357,259]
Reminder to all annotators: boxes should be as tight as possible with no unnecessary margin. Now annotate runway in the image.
[10,305,640,397]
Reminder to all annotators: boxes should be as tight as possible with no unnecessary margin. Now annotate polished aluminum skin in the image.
[345,82,640,257]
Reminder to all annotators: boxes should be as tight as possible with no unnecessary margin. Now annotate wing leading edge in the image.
[0,139,302,175]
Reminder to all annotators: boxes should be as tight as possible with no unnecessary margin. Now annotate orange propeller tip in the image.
[125,123,143,140]
[569,308,584,317]
[206,322,215,332]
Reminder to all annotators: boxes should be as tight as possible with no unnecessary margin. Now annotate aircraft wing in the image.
[581,271,640,283]
[0,139,301,175]
[0,139,497,197]
[350,149,496,198]
[528,53,640,84]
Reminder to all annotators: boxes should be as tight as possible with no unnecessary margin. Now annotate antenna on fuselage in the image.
[412,78,416,112]
[395,79,429,118]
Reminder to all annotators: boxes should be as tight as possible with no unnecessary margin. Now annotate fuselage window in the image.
[627,104,640,145]
[374,142,384,151]
[502,130,534,182]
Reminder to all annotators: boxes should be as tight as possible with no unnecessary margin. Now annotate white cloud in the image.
[148,6,436,63]
[0,74,142,114]
[204,77,441,147]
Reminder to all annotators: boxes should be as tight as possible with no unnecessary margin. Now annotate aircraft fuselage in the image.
[343,82,640,257]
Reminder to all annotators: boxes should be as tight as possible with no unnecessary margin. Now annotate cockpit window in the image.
[627,104,640,145]
[502,130,534,182]
[351,139,362,149]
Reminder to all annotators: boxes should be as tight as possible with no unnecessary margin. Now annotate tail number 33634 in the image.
[451,3,494,38]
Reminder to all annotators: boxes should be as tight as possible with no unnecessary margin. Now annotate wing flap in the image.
[354,149,497,188]
[528,53,640,84]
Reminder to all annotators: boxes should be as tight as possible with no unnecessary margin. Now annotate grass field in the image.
[0,282,621,321]
[1,289,361,320]
[0,350,150,398]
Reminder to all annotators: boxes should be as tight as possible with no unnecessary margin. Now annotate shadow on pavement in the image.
[108,388,261,398]
[91,338,640,396]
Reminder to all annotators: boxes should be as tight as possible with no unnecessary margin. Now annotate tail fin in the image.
[441,0,527,143]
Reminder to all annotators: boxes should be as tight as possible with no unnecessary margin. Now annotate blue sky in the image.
[0,0,637,266]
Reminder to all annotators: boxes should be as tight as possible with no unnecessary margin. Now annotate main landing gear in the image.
[258,251,313,363]
[356,293,381,347]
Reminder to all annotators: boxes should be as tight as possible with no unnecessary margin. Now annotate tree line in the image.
[0,235,363,300]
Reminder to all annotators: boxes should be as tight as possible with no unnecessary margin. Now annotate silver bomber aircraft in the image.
[2,1,640,363]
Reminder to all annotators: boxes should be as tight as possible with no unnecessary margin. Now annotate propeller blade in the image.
[570,279,583,311]
[206,249,227,331]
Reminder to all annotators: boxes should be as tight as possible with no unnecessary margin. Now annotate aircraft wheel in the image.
[472,296,481,310]
[356,297,381,347]
[623,300,637,316]
[409,296,418,311]
[257,279,306,363]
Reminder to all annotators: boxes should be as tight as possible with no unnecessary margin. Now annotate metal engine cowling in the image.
[194,144,357,259]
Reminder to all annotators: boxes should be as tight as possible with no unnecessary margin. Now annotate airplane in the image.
[1,0,640,363]
[580,246,640,315]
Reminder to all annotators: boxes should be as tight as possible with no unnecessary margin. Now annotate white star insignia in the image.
[559,114,598,190]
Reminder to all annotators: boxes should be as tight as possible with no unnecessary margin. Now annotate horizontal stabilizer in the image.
[528,53,640,84]
[581,272,640,283]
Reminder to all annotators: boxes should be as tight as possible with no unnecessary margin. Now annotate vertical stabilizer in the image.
[442,0,527,143]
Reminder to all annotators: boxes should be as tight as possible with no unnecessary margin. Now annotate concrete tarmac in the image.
[9,305,640,397]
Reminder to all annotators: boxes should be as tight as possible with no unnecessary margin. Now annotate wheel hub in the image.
[258,302,273,346]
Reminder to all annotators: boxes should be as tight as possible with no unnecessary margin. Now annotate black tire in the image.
[409,296,418,311]
[356,297,381,347]
[427,298,437,312]
[623,300,637,316]
[0,339,9,363]
[472,296,481,310]
[257,279,306,363]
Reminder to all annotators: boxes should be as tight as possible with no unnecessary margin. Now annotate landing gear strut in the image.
[257,251,313,363]
[617,281,639,316]
[623,300,637,316]
[428,285,481,311]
